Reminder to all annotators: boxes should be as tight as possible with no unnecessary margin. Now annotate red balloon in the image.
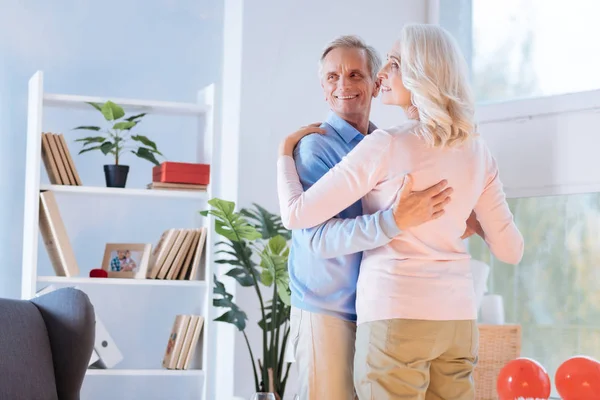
[496,357,551,400]
[555,356,600,400]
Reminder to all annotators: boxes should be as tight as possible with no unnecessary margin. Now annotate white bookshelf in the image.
[21,71,224,400]
[39,184,208,200]
[43,92,209,116]
[37,276,208,288]
[85,369,205,377]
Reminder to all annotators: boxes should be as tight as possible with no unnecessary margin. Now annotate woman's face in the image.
[377,41,412,108]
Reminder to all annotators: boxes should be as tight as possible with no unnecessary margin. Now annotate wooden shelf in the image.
[86,369,204,376]
[37,276,206,287]
[43,93,208,116]
[40,184,208,200]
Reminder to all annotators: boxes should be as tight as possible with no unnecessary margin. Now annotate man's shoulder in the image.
[293,123,339,157]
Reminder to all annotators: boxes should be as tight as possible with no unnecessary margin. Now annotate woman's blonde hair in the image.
[399,23,476,147]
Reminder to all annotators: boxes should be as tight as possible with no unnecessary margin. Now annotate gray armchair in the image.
[0,287,95,400]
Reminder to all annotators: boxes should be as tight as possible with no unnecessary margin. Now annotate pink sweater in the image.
[277,121,524,324]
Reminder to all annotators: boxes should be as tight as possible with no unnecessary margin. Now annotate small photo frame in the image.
[101,243,152,279]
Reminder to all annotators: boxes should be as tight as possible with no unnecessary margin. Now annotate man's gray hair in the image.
[318,35,382,81]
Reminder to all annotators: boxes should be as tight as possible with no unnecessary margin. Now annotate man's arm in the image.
[292,143,401,258]
[304,210,400,258]
[292,143,452,258]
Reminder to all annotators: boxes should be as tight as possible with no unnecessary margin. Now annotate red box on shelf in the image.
[152,162,210,185]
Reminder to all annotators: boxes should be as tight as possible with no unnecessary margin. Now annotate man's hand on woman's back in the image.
[392,174,453,230]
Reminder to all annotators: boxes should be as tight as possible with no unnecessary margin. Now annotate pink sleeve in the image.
[474,147,524,265]
[277,129,392,229]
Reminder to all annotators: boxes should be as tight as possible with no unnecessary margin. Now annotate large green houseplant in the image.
[201,198,292,399]
[73,101,163,188]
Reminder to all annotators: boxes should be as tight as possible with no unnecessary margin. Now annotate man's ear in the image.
[372,79,381,98]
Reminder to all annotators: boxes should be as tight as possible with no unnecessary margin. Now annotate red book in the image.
[153,162,210,185]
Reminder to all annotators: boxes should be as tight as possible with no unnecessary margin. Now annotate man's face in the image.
[117,250,126,260]
[320,47,379,120]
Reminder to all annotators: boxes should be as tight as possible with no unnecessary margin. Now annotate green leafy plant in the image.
[73,101,162,166]
[201,198,292,399]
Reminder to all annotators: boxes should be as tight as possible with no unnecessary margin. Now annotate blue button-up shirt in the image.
[288,112,401,322]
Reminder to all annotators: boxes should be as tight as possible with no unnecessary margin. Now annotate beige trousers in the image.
[290,307,357,400]
[354,319,478,400]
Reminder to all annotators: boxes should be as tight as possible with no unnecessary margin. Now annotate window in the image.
[469,192,600,395]
[440,0,600,103]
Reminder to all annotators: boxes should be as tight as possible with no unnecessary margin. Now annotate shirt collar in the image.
[325,111,377,143]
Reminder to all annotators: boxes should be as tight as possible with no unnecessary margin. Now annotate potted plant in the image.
[201,198,292,400]
[73,101,162,188]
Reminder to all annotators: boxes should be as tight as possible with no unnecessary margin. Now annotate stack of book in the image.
[41,132,82,186]
[162,314,204,370]
[147,161,210,192]
[146,228,207,280]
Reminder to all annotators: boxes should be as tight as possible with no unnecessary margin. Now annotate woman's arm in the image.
[473,147,524,264]
[277,129,393,230]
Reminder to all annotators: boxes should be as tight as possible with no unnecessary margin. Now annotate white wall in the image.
[230,1,428,398]
[476,89,600,198]
[0,1,226,399]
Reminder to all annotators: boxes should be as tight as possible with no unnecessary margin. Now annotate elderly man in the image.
[287,35,453,399]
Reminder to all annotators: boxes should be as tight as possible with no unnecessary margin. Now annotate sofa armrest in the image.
[32,287,96,400]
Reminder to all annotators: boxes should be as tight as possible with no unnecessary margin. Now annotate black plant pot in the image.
[104,165,129,188]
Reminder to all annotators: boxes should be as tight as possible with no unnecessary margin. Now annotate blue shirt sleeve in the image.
[293,145,401,259]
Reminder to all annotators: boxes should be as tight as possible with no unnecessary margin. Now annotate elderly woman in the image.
[277,24,523,399]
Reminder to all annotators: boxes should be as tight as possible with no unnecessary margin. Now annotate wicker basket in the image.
[474,324,522,400]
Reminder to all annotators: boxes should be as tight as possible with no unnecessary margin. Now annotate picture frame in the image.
[101,243,152,279]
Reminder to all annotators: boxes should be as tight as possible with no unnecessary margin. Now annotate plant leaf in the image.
[78,145,102,155]
[215,309,247,331]
[73,126,101,131]
[75,136,106,145]
[132,147,161,166]
[259,235,291,306]
[241,203,291,240]
[86,102,103,112]
[125,113,146,121]
[261,269,274,286]
[100,142,115,155]
[112,121,137,130]
[131,135,159,151]
[201,198,262,242]
[257,299,289,331]
[268,235,287,255]
[213,275,247,331]
[101,100,125,121]
[225,267,256,287]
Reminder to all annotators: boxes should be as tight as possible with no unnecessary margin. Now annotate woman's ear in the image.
[406,105,420,120]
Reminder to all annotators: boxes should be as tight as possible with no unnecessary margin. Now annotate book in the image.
[147,228,207,280]
[162,314,192,369]
[40,132,82,186]
[147,229,179,279]
[39,191,79,277]
[40,133,61,184]
[181,227,207,281]
[57,133,82,185]
[176,315,204,370]
[146,182,207,191]
[162,314,204,370]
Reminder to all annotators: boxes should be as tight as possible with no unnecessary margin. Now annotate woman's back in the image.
[356,121,523,324]
[364,121,490,260]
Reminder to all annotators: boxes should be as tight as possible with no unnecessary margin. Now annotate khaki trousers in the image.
[290,307,357,400]
[354,319,478,400]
